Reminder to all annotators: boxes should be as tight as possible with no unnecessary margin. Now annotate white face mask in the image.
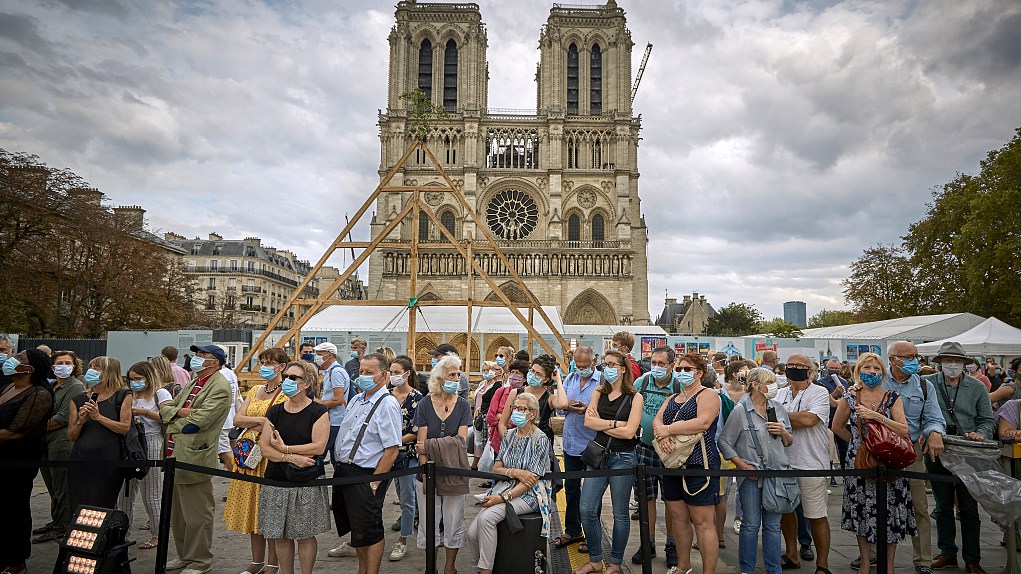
[314,354,326,367]
[763,383,779,400]
[941,362,965,379]
[775,375,788,387]
[53,364,75,379]
[390,374,405,386]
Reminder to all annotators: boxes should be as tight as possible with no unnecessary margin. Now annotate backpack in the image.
[325,363,355,404]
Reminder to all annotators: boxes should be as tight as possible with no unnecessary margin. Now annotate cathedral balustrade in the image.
[380,250,633,277]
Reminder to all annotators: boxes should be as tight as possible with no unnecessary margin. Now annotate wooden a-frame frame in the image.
[236,140,569,382]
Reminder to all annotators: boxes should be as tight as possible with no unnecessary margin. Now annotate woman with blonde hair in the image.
[832,352,914,574]
[471,359,502,473]
[149,354,181,398]
[117,361,173,547]
[226,348,289,574]
[67,355,132,511]
[413,353,473,574]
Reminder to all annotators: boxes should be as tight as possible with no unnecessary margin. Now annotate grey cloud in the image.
[0,12,54,56]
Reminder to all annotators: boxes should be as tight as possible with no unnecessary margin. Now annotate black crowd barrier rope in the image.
[4,453,1010,574]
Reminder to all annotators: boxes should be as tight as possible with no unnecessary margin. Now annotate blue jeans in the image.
[563,453,585,537]
[394,455,419,538]
[738,478,782,574]
[580,449,636,565]
[795,503,812,546]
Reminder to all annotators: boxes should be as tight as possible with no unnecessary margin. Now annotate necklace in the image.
[264,381,281,394]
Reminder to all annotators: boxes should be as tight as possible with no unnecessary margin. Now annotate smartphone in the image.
[766,405,778,423]
[473,493,487,505]
[570,401,583,408]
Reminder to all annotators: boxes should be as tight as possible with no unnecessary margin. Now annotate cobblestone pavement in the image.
[25,467,1013,574]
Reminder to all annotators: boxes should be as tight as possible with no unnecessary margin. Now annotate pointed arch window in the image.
[567,214,580,242]
[566,43,579,115]
[440,210,456,241]
[592,213,605,245]
[590,44,602,115]
[418,210,430,242]
[418,39,433,101]
[443,39,458,112]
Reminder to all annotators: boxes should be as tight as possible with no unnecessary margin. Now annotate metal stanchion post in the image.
[635,464,652,574]
[155,457,176,574]
[875,465,888,574]
[425,461,437,574]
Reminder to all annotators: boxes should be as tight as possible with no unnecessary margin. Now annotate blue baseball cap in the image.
[190,344,226,366]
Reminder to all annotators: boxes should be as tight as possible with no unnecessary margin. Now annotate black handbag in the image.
[580,394,631,469]
[285,455,325,482]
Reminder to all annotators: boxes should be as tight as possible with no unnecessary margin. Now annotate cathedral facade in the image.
[367,0,650,326]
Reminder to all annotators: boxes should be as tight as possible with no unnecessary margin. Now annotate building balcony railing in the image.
[241,285,263,293]
[187,267,319,297]
[239,304,261,312]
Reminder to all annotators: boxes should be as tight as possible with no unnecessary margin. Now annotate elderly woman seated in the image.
[467,392,552,574]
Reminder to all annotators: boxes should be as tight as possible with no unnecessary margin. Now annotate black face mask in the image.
[826,369,840,376]
[786,367,810,382]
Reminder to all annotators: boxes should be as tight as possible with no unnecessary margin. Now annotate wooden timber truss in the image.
[236,140,569,382]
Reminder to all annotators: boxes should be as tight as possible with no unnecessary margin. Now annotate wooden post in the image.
[466,237,473,376]
[527,306,535,357]
[408,189,420,366]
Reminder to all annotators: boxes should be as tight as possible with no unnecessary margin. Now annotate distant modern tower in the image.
[784,301,807,329]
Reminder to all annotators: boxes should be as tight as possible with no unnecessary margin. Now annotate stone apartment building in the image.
[656,291,716,335]
[367,0,651,325]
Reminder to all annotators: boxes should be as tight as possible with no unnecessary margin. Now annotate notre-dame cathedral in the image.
[367,0,651,326]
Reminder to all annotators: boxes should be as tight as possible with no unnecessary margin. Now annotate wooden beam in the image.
[407,187,420,362]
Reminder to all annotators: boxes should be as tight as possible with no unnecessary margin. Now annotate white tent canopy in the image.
[800,313,985,341]
[302,305,566,334]
[916,317,1021,356]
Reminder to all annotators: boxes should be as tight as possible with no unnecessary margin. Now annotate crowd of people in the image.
[1,331,1019,574]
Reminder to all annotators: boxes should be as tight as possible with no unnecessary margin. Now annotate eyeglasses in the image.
[496,354,506,359]
[283,374,303,382]
[674,366,695,372]
[259,361,280,367]
[785,363,809,370]
[650,361,671,368]
[891,355,921,361]
[603,362,622,369]
[512,406,531,413]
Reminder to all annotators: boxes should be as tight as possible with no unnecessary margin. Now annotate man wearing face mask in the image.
[299,342,316,363]
[160,345,233,574]
[921,342,995,574]
[0,334,14,388]
[627,346,680,567]
[550,346,600,552]
[774,354,832,572]
[879,341,946,574]
[314,342,350,466]
[344,337,367,381]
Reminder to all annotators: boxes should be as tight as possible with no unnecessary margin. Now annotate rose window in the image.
[486,189,539,240]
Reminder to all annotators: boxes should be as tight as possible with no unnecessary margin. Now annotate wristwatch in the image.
[501,492,512,503]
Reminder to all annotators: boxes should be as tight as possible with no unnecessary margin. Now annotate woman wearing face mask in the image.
[115,361,172,548]
[471,360,502,474]
[67,356,132,512]
[413,353,473,574]
[487,360,529,456]
[575,348,643,574]
[718,368,793,574]
[499,354,558,447]
[494,346,515,371]
[651,353,722,574]
[0,349,55,574]
[713,360,750,544]
[258,360,330,574]
[225,348,289,574]
[468,393,552,574]
[832,352,914,574]
[387,355,423,562]
[965,360,991,390]
[33,351,85,544]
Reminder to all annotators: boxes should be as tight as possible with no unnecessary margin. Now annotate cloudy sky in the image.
[2,0,1019,322]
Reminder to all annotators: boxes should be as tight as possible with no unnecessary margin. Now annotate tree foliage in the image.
[807,308,858,328]
[706,302,763,337]
[0,150,200,336]
[843,127,1021,326]
[756,317,804,338]
[400,89,449,142]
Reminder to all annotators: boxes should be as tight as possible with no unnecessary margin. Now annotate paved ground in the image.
[25,461,1015,574]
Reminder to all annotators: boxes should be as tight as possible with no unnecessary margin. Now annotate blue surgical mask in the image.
[281,379,301,397]
[602,367,620,383]
[577,367,594,379]
[259,366,277,380]
[129,380,146,392]
[675,370,697,388]
[510,411,528,427]
[2,357,22,376]
[897,358,920,376]
[351,350,360,359]
[83,368,102,387]
[357,374,378,392]
[651,366,668,381]
[431,358,439,368]
[300,353,315,362]
[526,372,543,387]
[860,372,884,388]
[495,356,506,367]
[0,352,8,363]
[442,380,459,394]
[482,370,496,380]
[190,356,208,372]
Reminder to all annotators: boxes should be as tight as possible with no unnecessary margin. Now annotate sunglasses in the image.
[284,374,303,382]
[674,366,696,372]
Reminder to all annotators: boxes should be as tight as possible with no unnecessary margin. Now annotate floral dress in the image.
[840,390,917,543]
[223,385,287,534]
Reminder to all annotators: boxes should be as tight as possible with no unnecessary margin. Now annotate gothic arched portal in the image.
[563,288,616,325]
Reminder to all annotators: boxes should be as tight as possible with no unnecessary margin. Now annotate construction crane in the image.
[631,42,653,102]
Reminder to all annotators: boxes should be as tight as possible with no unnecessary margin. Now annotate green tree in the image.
[842,244,918,321]
[400,89,449,142]
[807,309,858,328]
[756,317,804,338]
[706,302,762,336]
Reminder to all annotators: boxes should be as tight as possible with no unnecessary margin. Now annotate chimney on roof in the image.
[699,295,706,304]
[113,205,145,232]
[164,231,186,241]
[67,187,104,207]
[243,237,262,247]
[692,291,699,301]
[208,232,222,241]
[683,295,691,304]
[665,297,677,305]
